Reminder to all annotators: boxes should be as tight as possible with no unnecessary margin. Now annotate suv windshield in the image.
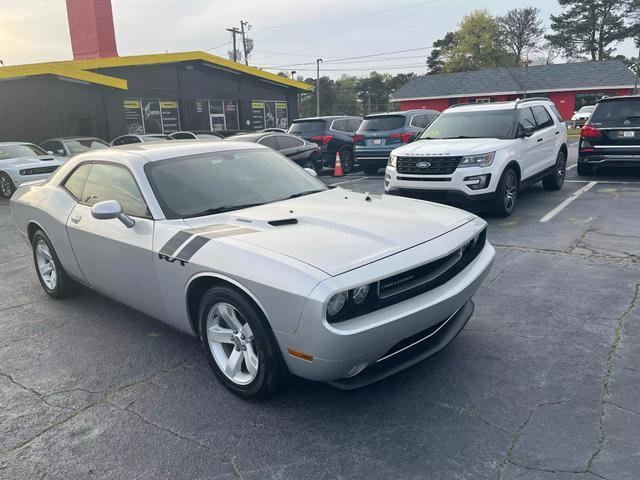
[289,120,326,134]
[590,99,640,127]
[419,109,517,140]
[360,115,405,131]
[145,149,327,219]
[0,144,48,159]
[65,138,109,154]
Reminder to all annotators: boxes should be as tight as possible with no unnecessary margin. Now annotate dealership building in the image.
[392,61,637,119]
[0,1,311,143]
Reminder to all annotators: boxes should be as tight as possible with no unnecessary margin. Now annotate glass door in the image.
[210,114,226,132]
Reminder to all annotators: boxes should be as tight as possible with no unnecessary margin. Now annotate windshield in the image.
[359,115,405,132]
[419,109,517,140]
[289,120,326,134]
[145,148,327,219]
[64,138,109,154]
[590,99,640,127]
[0,144,48,159]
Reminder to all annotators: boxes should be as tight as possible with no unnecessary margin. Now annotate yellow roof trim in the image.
[54,51,313,91]
[0,63,128,90]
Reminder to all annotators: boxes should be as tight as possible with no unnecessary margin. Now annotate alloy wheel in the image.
[504,173,517,212]
[0,176,12,198]
[206,302,259,386]
[557,153,567,184]
[35,240,57,290]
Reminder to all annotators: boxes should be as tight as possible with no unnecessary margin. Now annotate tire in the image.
[31,229,79,298]
[361,165,380,175]
[542,150,567,190]
[0,172,15,199]
[340,149,354,174]
[491,167,519,217]
[577,162,594,176]
[198,286,289,400]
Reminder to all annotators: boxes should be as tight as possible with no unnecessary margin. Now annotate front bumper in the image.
[274,222,494,387]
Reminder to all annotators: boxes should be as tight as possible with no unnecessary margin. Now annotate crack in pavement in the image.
[0,319,68,350]
[492,243,638,264]
[0,370,69,412]
[587,283,640,472]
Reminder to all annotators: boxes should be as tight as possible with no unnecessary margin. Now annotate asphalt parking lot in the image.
[1,142,639,479]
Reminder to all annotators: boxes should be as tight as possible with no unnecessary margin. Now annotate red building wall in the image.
[400,89,633,120]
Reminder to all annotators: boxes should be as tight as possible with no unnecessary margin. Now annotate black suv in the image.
[578,95,640,175]
[289,116,362,173]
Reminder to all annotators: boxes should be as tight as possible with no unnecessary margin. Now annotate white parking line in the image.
[539,181,598,223]
[331,176,369,186]
[566,164,577,171]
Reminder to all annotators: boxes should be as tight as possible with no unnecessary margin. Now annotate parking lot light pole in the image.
[634,44,640,95]
[316,58,323,116]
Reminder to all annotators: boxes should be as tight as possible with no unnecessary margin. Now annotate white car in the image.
[385,98,568,216]
[571,105,595,126]
[0,143,64,198]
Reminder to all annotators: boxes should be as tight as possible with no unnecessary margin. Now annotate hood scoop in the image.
[268,218,299,227]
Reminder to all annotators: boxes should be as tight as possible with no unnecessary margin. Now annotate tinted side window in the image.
[258,136,279,150]
[112,136,134,146]
[410,114,428,128]
[548,105,564,123]
[277,135,303,150]
[348,119,362,131]
[82,164,150,218]
[42,141,65,156]
[331,120,347,132]
[63,163,93,200]
[519,108,537,131]
[532,106,554,129]
[171,132,196,140]
[426,113,439,124]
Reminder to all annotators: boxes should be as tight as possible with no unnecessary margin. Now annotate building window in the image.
[475,98,490,104]
[250,100,288,130]
[123,98,180,134]
[575,92,606,109]
[193,100,240,132]
[448,98,458,106]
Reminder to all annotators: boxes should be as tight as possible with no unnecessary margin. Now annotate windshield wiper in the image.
[280,189,325,200]
[185,203,265,218]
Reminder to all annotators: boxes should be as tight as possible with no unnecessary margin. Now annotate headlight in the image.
[327,291,348,317]
[459,152,495,168]
[326,283,373,322]
[388,154,397,167]
[352,285,370,304]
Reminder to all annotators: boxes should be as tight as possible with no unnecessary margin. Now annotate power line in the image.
[204,41,232,52]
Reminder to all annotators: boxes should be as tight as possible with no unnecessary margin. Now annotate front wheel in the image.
[199,286,289,400]
[491,167,519,217]
[340,149,354,174]
[31,230,79,298]
[542,150,567,190]
[0,172,15,198]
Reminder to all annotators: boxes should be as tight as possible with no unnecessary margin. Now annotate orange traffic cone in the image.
[333,151,344,177]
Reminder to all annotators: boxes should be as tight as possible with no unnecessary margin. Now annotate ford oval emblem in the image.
[416,161,431,168]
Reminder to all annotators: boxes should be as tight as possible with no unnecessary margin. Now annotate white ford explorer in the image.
[385,99,568,216]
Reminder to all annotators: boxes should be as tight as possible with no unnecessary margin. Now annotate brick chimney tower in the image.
[66,0,118,60]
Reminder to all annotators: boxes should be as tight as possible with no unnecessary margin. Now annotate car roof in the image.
[0,141,36,146]
[445,98,554,113]
[364,109,439,118]
[44,136,105,141]
[293,115,362,121]
[596,94,640,103]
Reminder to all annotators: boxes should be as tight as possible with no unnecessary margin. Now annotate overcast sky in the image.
[0,0,637,78]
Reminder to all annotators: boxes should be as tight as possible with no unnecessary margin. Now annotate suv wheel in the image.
[0,172,15,198]
[577,162,594,176]
[542,150,567,190]
[340,149,354,174]
[491,167,519,217]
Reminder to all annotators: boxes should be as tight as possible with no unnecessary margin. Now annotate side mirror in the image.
[47,151,54,155]
[91,200,135,228]
[517,124,535,138]
[57,149,65,156]
[304,167,318,177]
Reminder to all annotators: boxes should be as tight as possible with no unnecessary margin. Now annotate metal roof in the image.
[0,51,312,92]
[391,60,637,101]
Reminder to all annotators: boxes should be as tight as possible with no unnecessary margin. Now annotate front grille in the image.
[396,156,461,175]
[21,166,59,175]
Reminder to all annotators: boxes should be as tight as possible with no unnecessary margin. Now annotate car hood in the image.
[184,188,475,276]
[0,155,63,168]
[392,138,513,156]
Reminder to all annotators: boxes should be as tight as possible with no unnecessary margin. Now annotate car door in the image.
[65,162,166,320]
[531,106,557,171]
[517,107,542,180]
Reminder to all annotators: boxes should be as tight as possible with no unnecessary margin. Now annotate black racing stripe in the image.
[159,231,192,256]
[174,235,211,262]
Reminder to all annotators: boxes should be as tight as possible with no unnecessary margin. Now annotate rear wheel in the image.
[542,150,567,190]
[577,162,594,176]
[31,230,78,298]
[340,149,354,174]
[491,167,519,217]
[0,172,15,199]
[198,286,289,400]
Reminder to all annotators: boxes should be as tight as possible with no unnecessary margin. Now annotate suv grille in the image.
[396,156,461,175]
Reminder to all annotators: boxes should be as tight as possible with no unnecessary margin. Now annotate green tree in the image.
[498,7,544,65]
[333,75,360,115]
[427,32,457,74]
[546,0,630,61]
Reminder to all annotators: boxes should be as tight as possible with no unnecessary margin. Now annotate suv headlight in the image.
[388,154,397,167]
[459,152,495,168]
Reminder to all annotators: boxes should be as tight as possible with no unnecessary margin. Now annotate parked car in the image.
[0,142,64,198]
[261,128,287,133]
[578,95,640,175]
[353,110,439,175]
[40,137,110,158]
[385,98,568,216]
[225,132,323,173]
[111,134,173,146]
[571,105,596,127]
[289,116,362,174]
[169,131,223,140]
[11,141,494,399]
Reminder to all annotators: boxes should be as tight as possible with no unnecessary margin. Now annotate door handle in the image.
[555,131,560,135]
[70,214,82,224]
[537,138,543,142]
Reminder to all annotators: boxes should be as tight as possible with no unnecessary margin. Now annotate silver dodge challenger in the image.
[11,141,495,399]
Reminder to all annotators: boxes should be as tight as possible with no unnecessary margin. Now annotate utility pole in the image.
[240,21,250,66]
[226,27,241,62]
[316,58,322,116]
[634,44,640,95]
[522,59,531,98]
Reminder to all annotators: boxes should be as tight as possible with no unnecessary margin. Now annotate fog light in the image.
[464,174,491,190]
[347,362,368,377]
